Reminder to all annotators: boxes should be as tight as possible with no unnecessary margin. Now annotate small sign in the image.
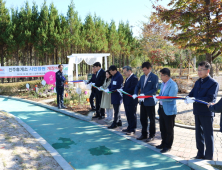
[41,80,46,86]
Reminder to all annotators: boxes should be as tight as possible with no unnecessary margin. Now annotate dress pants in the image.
[56,87,64,107]
[140,102,156,137]
[112,104,121,125]
[95,90,105,117]
[195,115,214,160]
[124,103,137,132]
[159,105,175,149]
[89,90,95,110]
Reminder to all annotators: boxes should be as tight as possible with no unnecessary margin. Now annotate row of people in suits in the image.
[88,61,221,158]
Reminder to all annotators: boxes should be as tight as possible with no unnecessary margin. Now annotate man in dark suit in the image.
[92,62,106,119]
[185,61,219,160]
[122,66,138,135]
[105,65,123,129]
[56,64,67,109]
[133,62,159,142]
[87,67,96,111]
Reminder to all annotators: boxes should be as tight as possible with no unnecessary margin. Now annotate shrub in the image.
[0,80,42,95]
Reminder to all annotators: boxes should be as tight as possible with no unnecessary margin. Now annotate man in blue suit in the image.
[133,62,159,142]
[185,61,219,160]
[122,66,138,135]
[156,68,178,153]
[105,65,123,129]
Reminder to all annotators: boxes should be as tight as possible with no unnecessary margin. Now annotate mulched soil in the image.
[49,102,91,115]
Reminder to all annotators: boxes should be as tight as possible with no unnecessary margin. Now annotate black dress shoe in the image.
[136,135,147,140]
[90,109,96,111]
[126,132,135,135]
[92,115,100,118]
[61,106,67,109]
[98,116,105,120]
[160,148,171,153]
[156,145,164,149]
[193,156,204,159]
[108,124,117,129]
[117,120,122,126]
[204,158,213,160]
[146,136,155,142]
[122,129,129,132]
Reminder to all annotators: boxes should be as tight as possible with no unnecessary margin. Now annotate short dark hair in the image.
[160,68,171,77]
[109,65,117,71]
[142,62,152,69]
[58,64,63,68]
[105,70,112,80]
[122,66,132,71]
[198,61,211,70]
[93,62,101,67]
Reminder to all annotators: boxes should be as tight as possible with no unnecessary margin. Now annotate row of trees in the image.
[0,0,141,75]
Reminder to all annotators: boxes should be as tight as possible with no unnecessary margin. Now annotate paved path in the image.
[94,103,222,161]
[0,97,190,170]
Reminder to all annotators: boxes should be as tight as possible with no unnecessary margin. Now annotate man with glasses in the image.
[122,66,138,135]
[185,61,219,160]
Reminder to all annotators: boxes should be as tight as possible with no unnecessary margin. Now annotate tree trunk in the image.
[55,48,58,64]
[30,46,32,66]
[112,54,114,65]
[206,53,213,77]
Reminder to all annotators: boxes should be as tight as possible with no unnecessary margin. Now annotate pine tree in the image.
[108,20,120,65]
[0,0,10,67]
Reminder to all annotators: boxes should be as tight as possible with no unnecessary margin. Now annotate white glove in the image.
[83,80,88,84]
[91,83,95,86]
[184,96,195,104]
[153,95,158,103]
[117,89,123,97]
[104,89,109,93]
[132,94,137,99]
[139,94,145,102]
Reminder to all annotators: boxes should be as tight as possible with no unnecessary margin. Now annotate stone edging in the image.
[0,109,74,170]
[155,116,221,132]
[1,95,221,170]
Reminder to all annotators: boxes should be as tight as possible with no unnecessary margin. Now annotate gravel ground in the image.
[0,111,62,170]
[176,96,221,128]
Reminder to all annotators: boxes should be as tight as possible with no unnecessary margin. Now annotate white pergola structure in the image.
[67,53,110,82]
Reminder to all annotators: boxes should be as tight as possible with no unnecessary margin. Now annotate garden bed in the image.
[49,101,91,115]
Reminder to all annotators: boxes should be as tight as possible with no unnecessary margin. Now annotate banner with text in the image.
[0,64,68,78]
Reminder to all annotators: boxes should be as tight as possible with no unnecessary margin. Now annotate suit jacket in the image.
[56,71,65,88]
[158,78,178,115]
[134,72,159,106]
[209,98,222,132]
[95,69,106,93]
[123,74,138,105]
[88,74,96,93]
[108,71,123,105]
[188,76,219,116]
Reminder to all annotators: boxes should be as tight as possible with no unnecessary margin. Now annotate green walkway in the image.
[0,97,191,170]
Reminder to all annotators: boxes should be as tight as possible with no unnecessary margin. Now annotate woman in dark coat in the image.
[208,99,222,132]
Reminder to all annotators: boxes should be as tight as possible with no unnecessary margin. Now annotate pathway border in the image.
[1,95,221,170]
[0,109,75,170]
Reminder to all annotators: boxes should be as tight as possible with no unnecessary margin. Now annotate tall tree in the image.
[108,20,120,65]
[0,0,10,67]
[153,0,222,76]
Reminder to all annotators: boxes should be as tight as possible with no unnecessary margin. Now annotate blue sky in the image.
[5,0,170,37]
